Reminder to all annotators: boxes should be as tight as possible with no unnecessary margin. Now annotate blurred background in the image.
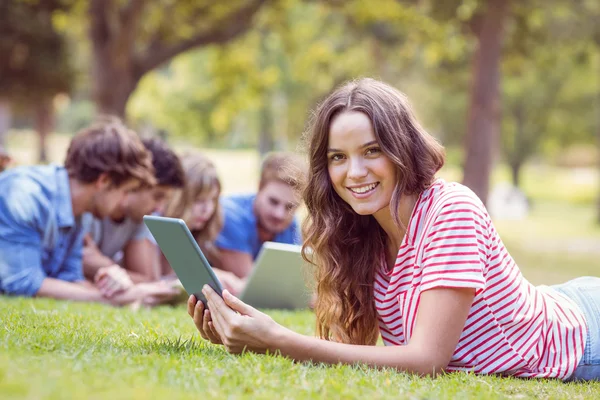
[0,0,598,284]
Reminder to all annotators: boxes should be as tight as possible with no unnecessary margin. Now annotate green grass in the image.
[3,130,600,398]
[2,298,600,400]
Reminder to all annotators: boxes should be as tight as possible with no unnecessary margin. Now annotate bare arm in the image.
[123,239,161,283]
[198,286,475,376]
[81,234,114,280]
[37,277,180,307]
[83,235,153,284]
[272,288,473,374]
[36,278,108,303]
[218,249,254,279]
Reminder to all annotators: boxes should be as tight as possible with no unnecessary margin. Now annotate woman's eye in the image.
[366,147,381,155]
[329,153,344,161]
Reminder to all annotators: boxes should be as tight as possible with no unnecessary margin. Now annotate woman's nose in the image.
[347,158,368,180]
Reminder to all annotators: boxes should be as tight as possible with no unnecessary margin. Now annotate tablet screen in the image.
[143,215,223,305]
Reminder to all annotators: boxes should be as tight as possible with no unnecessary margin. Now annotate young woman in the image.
[186,78,599,381]
[164,152,244,295]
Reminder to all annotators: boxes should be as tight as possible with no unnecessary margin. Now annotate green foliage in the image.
[501,1,599,178]
[0,0,74,104]
[128,0,465,148]
[125,0,600,172]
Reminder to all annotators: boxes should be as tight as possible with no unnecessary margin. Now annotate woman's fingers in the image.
[205,296,227,338]
[222,290,255,316]
[187,295,197,318]
[208,321,221,344]
[202,309,212,340]
[192,301,208,340]
[203,310,222,344]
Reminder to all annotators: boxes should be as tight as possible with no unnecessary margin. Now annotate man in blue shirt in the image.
[215,152,307,279]
[0,118,178,305]
[81,137,185,296]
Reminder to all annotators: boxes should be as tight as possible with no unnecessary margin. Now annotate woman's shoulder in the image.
[422,179,489,220]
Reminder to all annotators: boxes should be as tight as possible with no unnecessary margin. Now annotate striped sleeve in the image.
[419,196,487,292]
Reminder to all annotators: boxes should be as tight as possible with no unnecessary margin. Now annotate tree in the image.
[128,0,378,151]
[86,0,269,118]
[500,2,598,188]
[460,0,510,205]
[0,0,73,162]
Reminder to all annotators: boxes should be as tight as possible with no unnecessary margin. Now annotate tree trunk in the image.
[0,99,11,150]
[509,104,525,188]
[89,0,140,119]
[258,100,274,157]
[90,52,139,118]
[35,98,54,163]
[510,161,521,188]
[462,0,510,206]
[257,28,275,157]
[88,0,267,121]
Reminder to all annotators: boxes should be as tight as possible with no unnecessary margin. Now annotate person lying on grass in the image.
[163,151,245,295]
[82,137,185,301]
[0,118,179,306]
[187,78,600,382]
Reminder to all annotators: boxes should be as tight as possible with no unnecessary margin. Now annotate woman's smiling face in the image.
[327,111,396,217]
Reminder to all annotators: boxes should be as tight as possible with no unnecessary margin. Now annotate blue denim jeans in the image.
[552,277,600,381]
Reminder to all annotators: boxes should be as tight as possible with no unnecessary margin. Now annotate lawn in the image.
[2,297,600,400]
[2,131,600,398]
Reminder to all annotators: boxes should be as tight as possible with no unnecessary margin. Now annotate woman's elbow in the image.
[411,353,452,377]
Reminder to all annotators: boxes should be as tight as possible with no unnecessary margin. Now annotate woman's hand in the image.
[212,268,246,296]
[107,281,180,307]
[187,295,223,345]
[188,286,286,354]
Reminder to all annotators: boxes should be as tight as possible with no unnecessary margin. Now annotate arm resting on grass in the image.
[274,288,473,375]
[123,238,162,283]
[200,286,474,376]
[84,236,153,284]
[36,278,108,303]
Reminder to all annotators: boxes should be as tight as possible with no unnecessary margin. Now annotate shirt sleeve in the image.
[215,201,253,254]
[419,194,487,292]
[291,218,302,245]
[0,180,48,296]
[54,227,85,283]
[81,213,102,243]
[132,222,154,242]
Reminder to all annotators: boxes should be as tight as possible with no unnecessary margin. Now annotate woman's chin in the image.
[351,204,376,216]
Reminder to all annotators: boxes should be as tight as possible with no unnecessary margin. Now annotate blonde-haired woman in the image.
[164,152,244,294]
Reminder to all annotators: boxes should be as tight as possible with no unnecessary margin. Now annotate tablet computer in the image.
[240,242,313,310]
[143,215,223,306]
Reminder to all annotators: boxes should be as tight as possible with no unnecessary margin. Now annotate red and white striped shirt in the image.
[374,179,587,379]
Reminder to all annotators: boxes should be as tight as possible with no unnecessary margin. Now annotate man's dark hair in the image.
[142,137,185,188]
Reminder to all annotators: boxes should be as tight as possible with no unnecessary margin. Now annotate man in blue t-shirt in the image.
[215,152,306,279]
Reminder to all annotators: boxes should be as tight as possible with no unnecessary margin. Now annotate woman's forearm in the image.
[271,328,444,376]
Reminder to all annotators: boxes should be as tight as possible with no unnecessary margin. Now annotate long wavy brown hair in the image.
[164,152,223,267]
[301,78,445,345]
